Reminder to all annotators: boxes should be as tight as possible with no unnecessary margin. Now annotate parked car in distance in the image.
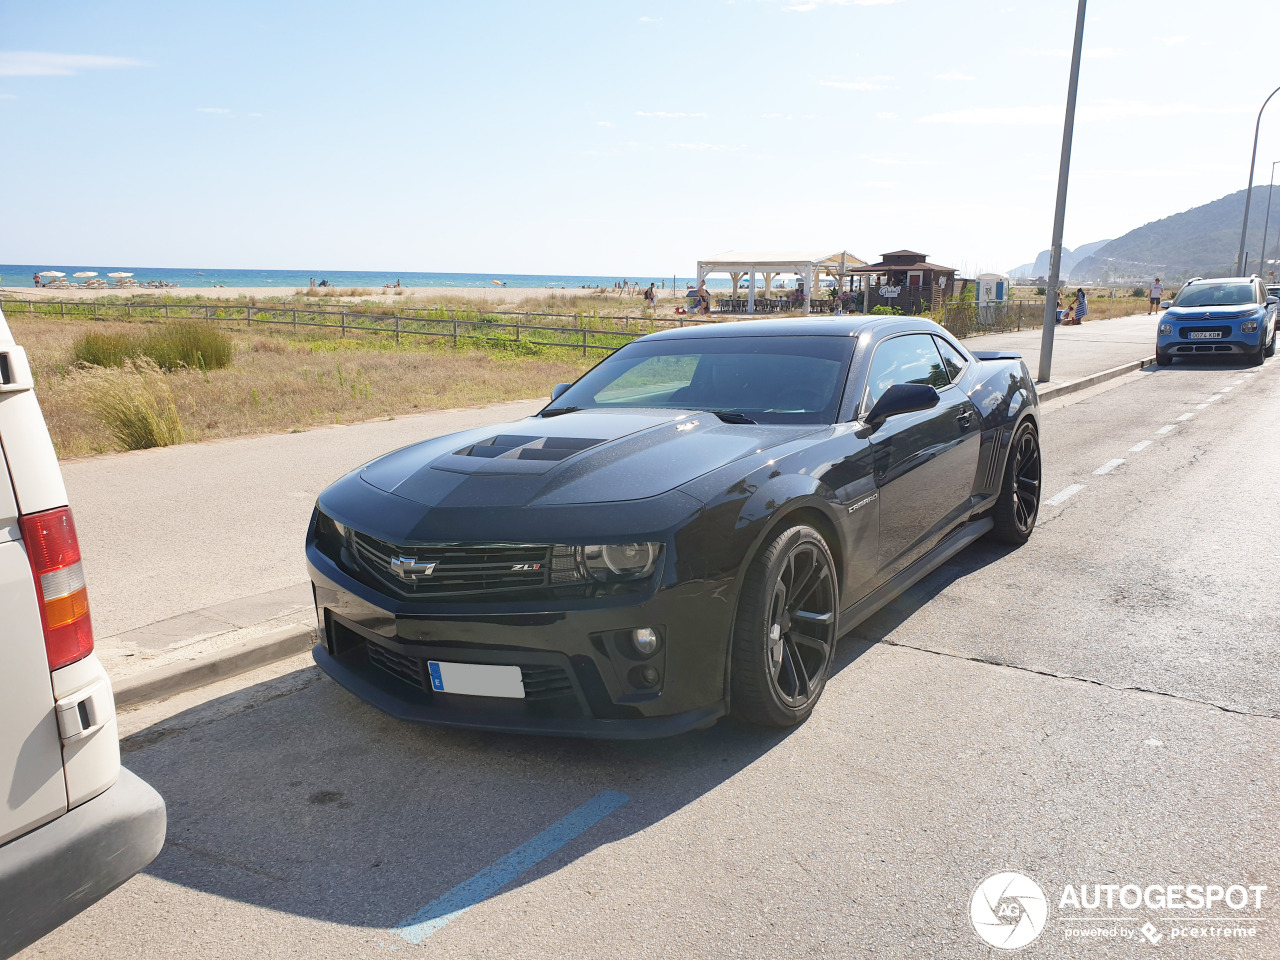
[1156,276,1278,366]
[0,307,166,959]
[307,317,1042,738]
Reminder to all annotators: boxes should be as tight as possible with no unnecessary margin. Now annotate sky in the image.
[2,0,1278,277]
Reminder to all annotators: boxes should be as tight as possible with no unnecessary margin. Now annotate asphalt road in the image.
[24,353,1280,959]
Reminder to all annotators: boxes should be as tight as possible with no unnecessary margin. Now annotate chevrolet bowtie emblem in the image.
[389,556,437,580]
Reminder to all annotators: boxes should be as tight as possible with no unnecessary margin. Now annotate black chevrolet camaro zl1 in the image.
[306,317,1041,737]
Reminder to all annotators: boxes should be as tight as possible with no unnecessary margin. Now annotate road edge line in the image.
[1038,355,1156,402]
[113,623,317,709]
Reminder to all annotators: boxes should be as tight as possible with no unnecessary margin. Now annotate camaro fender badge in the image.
[389,556,437,579]
[847,491,879,514]
[511,562,542,571]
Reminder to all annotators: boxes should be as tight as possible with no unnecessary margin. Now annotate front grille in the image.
[1178,326,1232,340]
[350,531,552,598]
[363,637,575,701]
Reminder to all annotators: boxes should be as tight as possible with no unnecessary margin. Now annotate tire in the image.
[730,525,839,728]
[1155,352,1172,367]
[1265,328,1276,358]
[990,421,1041,545]
[1249,339,1266,367]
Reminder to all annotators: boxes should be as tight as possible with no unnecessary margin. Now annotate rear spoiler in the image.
[971,350,1023,361]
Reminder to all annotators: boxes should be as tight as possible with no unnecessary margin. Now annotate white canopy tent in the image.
[696,250,867,315]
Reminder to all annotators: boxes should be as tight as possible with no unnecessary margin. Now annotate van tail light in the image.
[18,507,94,670]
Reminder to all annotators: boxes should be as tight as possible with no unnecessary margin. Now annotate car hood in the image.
[1165,304,1262,321]
[359,409,819,507]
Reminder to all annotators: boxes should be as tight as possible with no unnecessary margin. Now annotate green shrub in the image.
[870,304,904,315]
[75,359,185,450]
[1131,286,1147,298]
[71,322,233,371]
[142,322,233,370]
[1035,286,1047,296]
[72,332,138,367]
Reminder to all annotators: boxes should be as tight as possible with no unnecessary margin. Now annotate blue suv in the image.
[1155,276,1278,366]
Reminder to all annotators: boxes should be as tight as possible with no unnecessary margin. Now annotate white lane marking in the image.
[1045,484,1086,506]
[1129,440,1152,452]
[1177,412,1195,421]
[1244,373,1256,377]
[1093,459,1125,475]
[1232,379,1245,385]
[1156,425,1177,434]
[1195,403,1208,409]
[1220,386,1233,392]
[1207,394,1222,402]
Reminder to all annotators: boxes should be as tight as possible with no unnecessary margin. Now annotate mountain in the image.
[1008,239,1111,280]
[1071,187,1280,283]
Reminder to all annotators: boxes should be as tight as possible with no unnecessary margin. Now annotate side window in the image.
[862,335,949,411]
[933,336,968,382]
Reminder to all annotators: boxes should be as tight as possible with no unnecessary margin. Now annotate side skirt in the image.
[837,516,994,637]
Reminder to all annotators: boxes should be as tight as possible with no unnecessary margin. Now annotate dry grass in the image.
[67,358,185,450]
[14,316,594,458]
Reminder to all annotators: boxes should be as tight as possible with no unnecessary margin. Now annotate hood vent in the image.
[455,434,605,463]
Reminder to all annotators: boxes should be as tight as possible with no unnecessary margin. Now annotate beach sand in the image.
[0,285,680,306]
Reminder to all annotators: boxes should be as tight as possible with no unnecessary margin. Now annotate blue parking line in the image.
[394,790,630,945]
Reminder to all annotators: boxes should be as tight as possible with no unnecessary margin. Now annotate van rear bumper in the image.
[0,767,166,958]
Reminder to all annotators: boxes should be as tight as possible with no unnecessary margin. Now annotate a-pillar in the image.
[747,270,757,314]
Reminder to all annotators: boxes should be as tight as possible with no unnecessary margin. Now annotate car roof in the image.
[1183,276,1257,285]
[637,317,941,341]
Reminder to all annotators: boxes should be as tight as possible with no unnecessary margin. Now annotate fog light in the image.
[1159,322,1172,335]
[1241,320,1258,333]
[633,627,659,656]
[629,664,660,688]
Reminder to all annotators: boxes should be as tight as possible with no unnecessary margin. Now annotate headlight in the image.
[1159,322,1172,334]
[583,543,660,581]
[1241,320,1258,333]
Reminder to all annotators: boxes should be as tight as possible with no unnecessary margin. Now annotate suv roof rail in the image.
[1184,277,1203,284]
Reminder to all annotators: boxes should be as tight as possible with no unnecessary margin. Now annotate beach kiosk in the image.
[976,273,1010,303]
[695,250,866,315]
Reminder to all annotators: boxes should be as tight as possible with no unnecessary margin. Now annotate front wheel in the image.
[1249,339,1266,366]
[730,525,839,728]
[1265,328,1276,358]
[990,421,1041,545]
[1155,351,1172,367]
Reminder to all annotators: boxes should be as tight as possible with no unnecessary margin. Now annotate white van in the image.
[0,306,165,957]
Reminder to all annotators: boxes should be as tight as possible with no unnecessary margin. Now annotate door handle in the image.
[956,410,974,428]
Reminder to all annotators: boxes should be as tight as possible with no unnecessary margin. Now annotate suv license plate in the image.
[428,661,526,698]
[1188,331,1221,339]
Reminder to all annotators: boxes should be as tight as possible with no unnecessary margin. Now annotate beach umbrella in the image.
[73,271,97,278]
[40,270,66,277]
[107,272,133,278]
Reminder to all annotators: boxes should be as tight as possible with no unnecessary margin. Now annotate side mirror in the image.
[1160,300,1172,310]
[1266,296,1278,306]
[865,383,940,427]
[550,383,571,402]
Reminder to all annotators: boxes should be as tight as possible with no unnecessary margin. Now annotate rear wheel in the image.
[730,525,838,728]
[990,421,1041,545]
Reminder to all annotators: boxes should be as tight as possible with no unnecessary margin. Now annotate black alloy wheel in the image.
[991,421,1041,544]
[730,525,839,727]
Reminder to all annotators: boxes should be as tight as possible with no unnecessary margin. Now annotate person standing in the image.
[643,282,656,315]
[1064,288,1087,325]
[1148,278,1164,314]
[697,279,711,315]
[33,272,40,288]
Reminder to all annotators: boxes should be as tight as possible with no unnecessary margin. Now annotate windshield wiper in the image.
[541,405,581,418]
[710,411,757,425]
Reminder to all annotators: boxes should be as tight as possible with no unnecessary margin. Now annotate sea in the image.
[0,264,737,290]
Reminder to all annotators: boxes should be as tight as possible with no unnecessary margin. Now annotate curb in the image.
[1038,355,1156,402]
[113,624,317,709]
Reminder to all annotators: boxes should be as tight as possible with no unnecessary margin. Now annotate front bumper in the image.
[1157,337,1258,358]
[308,549,734,739]
[0,767,166,958]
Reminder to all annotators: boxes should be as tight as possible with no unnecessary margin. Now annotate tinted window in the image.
[933,336,967,382]
[1172,283,1257,307]
[554,336,856,424]
[863,335,949,410]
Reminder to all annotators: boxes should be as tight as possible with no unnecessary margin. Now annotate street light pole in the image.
[1259,160,1279,277]
[1235,85,1280,277]
[1037,0,1088,384]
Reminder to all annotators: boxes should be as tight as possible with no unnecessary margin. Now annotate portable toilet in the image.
[976,273,1009,302]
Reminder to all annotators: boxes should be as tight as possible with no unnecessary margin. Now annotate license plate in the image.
[428,661,525,699]
[1187,331,1221,339]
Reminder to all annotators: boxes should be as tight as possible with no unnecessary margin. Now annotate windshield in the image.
[1172,283,1257,307]
[548,336,856,424]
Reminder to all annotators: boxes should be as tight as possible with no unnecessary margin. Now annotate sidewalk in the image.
[79,313,1156,705]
